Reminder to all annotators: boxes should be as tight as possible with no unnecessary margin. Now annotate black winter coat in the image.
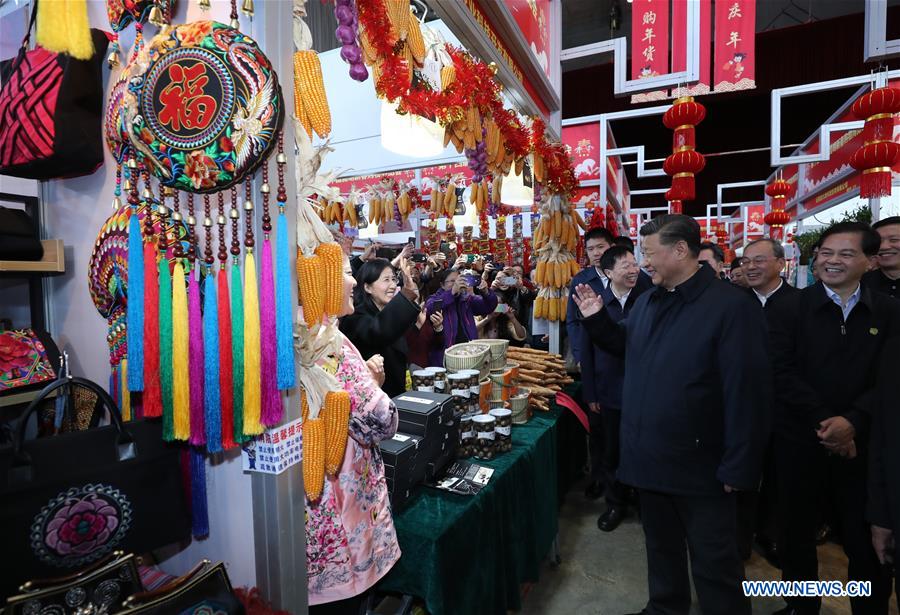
[582,264,773,495]
[868,335,900,544]
[767,281,900,446]
[339,292,421,398]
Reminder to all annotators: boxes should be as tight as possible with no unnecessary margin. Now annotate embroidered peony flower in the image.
[44,494,120,557]
[0,335,33,373]
[177,22,213,48]
[184,150,220,190]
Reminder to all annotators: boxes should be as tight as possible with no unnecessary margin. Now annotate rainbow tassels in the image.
[188,268,205,446]
[143,243,162,417]
[231,261,246,442]
[275,210,295,390]
[172,261,190,441]
[259,238,281,426]
[242,251,262,435]
[126,211,144,392]
[159,257,174,440]
[203,270,222,453]
[217,268,236,449]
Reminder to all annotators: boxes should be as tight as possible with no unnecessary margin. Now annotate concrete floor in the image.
[520,481,900,615]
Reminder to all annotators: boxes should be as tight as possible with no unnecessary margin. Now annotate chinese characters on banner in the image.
[631,0,670,103]
[502,0,551,79]
[714,0,756,92]
[671,0,712,97]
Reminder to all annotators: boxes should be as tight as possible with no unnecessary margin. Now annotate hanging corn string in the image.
[171,192,190,440]
[186,194,206,447]
[217,191,237,450]
[202,195,222,453]
[258,162,282,427]
[142,172,162,418]
[159,188,175,440]
[125,158,144,394]
[274,135,296,390]
[230,187,247,443]
[242,179,263,436]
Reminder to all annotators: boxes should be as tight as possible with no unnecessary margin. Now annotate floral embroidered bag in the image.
[0,377,190,600]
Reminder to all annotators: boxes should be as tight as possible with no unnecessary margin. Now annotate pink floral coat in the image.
[306,337,401,605]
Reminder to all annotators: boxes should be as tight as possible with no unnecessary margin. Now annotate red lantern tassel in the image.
[217,268,236,450]
[860,167,893,198]
[669,173,696,201]
[670,200,683,214]
[142,243,162,417]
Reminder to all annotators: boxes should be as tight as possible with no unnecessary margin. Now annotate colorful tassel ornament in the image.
[259,239,282,426]
[231,262,247,442]
[203,271,222,453]
[142,243,162,417]
[126,211,144,391]
[188,269,206,446]
[275,210,295,390]
[242,251,263,435]
[120,359,131,420]
[217,268,236,449]
[189,447,210,538]
[172,261,191,440]
[159,257,175,440]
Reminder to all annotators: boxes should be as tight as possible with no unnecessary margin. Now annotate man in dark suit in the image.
[738,238,798,562]
[863,216,900,299]
[868,334,900,603]
[583,245,650,531]
[768,222,900,615]
[574,214,772,615]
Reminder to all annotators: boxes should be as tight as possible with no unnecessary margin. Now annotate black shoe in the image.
[756,535,781,568]
[815,524,832,545]
[584,480,604,500]
[597,506,626,532]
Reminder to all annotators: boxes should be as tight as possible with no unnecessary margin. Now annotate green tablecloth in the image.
[378,409,562,615]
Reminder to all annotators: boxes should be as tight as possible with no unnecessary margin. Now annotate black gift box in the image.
[380,433,421,511]
[392,392,459,482]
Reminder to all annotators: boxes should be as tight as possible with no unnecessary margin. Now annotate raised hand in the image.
[571,283,604,317]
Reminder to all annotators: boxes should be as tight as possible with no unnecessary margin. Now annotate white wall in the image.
[0,0,258,588]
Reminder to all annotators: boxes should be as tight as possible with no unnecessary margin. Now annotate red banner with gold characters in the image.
[631,0,670,103]
[671,0,712,97]
[714,0,756,92]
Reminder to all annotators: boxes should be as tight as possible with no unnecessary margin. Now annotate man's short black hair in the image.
[613,235,635,250]
[639,214,702,257]
[820,221,881,257]
[584,227,616,246]
[872,216,900,232]
[600,245,633,274]
[699,241,725,263]
[730,259,742,270]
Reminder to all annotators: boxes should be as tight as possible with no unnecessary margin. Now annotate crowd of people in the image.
[311,214,900,615]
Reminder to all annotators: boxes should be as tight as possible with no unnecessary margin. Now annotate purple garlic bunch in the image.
[465,138,488,183]
[335,0,368,82]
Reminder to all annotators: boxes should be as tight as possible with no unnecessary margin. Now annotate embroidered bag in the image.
[0,377,190,600]
[0,329,58,393]
[118,560,245,614]
[0,2,107,179]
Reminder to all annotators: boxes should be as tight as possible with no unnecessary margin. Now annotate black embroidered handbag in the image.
[0,377,190,600]
[118,560,245,615]
[4,550,143,615]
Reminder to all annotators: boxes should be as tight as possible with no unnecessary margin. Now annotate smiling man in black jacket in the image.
[767,221,900,615]
[573,214,772,615]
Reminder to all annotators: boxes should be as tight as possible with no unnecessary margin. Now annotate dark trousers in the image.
[774,434,892,614]
[600,406,626,506]
[736,490,757,560]
[756,440,779,543]
[639,489,749,615]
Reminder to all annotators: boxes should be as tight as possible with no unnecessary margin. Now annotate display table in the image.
[377,408,562,615]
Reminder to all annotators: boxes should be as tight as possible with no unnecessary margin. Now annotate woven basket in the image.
[444,343,490,374]
[510,388,530,424]
[481,339,510,371]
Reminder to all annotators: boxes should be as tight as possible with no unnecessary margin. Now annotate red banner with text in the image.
[746,205,766,240]
[714,0,755,92]
[631,0,670,103]
[671,0,712,97]
[503,0,551,79]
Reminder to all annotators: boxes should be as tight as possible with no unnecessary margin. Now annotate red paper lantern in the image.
[663,96,706,202]
[849,87,900,198]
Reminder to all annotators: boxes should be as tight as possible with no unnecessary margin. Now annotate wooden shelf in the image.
[0,239,65,274]
[0,387,58,408]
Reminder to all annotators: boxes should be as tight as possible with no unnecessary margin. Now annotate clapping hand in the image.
[571,283,604,317]
[366,354,385,386]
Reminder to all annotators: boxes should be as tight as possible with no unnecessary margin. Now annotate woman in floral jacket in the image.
[307,255,400,614]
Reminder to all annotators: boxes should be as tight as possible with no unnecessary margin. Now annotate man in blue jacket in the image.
[573,214,772,615]
[586,245,651,532]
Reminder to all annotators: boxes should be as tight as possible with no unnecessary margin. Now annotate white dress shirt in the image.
[753,280,783,307]
[823,283,861,321]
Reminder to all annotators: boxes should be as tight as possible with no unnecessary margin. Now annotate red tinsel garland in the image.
[355,0,574,195]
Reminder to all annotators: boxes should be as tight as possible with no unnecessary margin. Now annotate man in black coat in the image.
[862,216,900,299]
[767,222,900,615]
[573,214,772,615]
[738,238,799,562]
[868,334,900,603]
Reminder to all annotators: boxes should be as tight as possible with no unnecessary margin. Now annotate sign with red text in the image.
[631,0,670,103]
[714,0,756,92]
[671,0,712,97]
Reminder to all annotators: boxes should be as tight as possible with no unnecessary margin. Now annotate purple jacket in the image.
[425,288,498,366]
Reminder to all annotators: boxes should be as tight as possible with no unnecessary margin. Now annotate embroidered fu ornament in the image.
[126,21,284,193]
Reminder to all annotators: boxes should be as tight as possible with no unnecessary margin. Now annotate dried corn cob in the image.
[316,242,343,316]
[296,249,325,328]
[407,8,426,64]
[293,51,331,139]
[324,390,351,476]
[303,417,325,501]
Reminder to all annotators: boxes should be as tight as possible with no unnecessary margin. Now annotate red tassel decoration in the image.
[142,242,162,418]
[849,87,900,198]
[217,268,236,449]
